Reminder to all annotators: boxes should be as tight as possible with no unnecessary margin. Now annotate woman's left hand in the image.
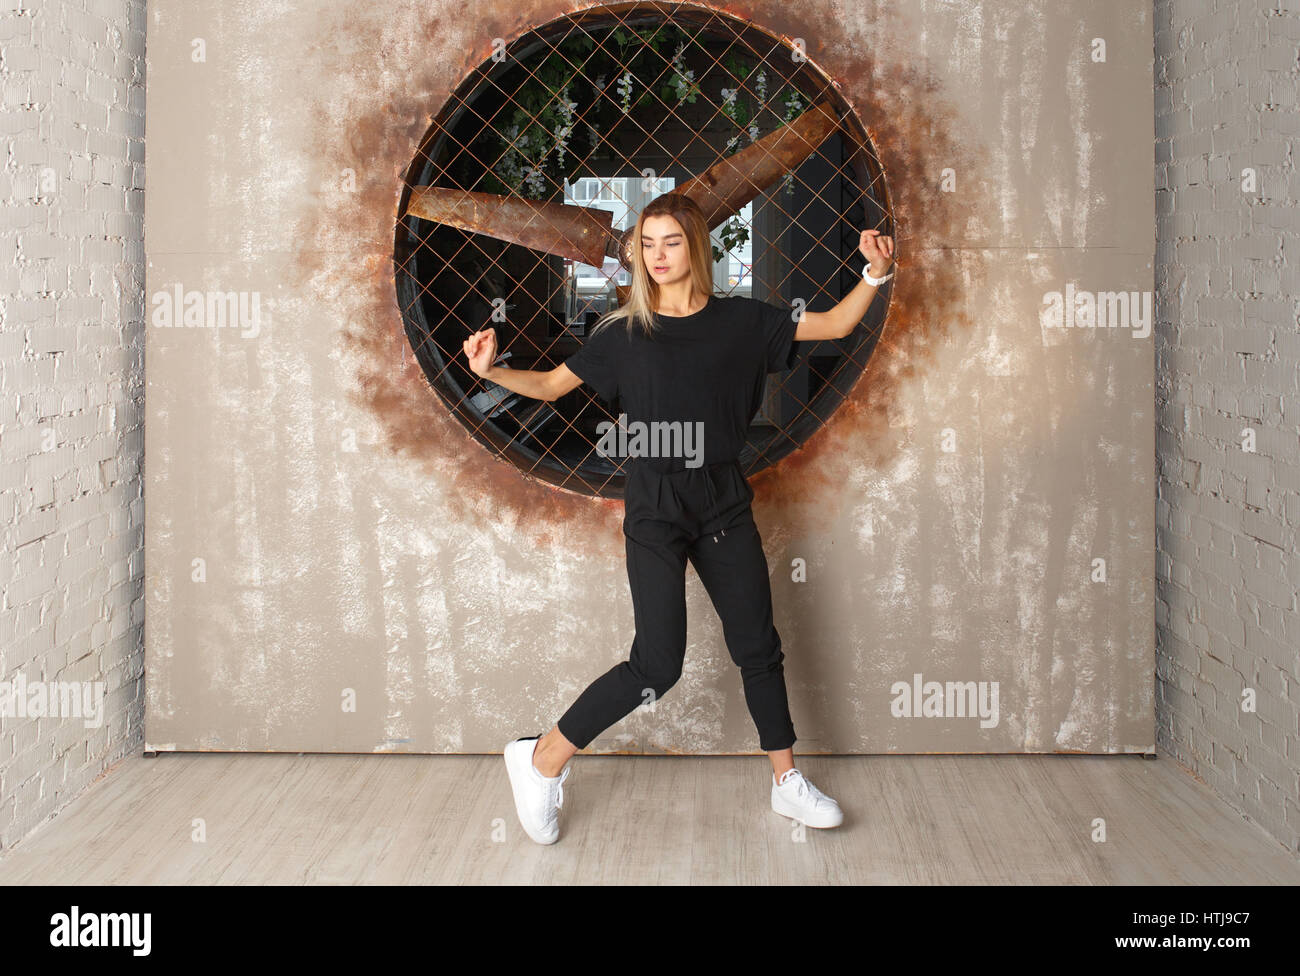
[859,229,895,277]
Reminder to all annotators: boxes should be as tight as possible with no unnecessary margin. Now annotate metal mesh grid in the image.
[393,1,893,498]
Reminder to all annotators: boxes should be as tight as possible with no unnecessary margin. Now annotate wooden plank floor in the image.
[0,752,1295,884]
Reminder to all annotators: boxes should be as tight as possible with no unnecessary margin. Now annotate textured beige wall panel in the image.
[144,0,1155,754]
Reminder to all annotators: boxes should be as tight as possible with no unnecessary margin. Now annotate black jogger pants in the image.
[556,458,798,752]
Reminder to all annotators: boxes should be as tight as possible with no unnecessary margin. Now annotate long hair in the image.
[589,191,716,340]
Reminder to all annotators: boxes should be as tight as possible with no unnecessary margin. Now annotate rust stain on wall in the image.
[291,0,993,544]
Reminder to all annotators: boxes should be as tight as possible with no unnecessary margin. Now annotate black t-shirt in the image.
[563,295,800,471]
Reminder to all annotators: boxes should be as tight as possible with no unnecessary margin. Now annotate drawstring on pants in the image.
[704,465,727,543]
[635,460,736,544]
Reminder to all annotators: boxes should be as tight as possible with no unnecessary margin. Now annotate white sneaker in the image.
[504,734,570,845]
[771,768,843,828]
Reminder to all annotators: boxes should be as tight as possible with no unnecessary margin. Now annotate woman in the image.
[463,192,895,845]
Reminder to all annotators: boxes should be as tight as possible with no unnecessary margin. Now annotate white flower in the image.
[553,84,577,168]
[617,70,634,113]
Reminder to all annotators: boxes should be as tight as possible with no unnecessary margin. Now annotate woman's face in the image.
[640,214,691,286]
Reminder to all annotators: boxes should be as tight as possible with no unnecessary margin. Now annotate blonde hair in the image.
[589,191,716,340]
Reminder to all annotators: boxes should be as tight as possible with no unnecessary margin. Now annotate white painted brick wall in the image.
[0,0,145,852]
[1156,0,1300,856]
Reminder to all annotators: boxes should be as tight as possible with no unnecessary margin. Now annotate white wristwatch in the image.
[863,264,894,286]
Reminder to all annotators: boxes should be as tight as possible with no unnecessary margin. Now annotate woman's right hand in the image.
[463,327,497,378]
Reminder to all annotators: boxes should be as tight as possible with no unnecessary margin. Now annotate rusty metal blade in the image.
[406,99,842,268]
[405,187,615,267]
[607,98,843,262]
[677,98,842,228]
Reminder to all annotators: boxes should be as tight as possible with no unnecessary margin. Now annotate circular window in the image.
[394,2,892,498]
